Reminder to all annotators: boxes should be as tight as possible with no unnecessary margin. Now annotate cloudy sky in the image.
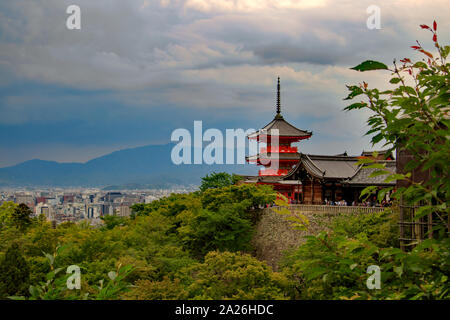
[0,0,448,167]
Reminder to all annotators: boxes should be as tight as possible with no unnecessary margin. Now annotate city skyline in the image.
[0,187,196,224]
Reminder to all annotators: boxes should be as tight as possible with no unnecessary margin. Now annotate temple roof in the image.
[282,153,396,185]
[281,153,360,180]
[299,154,359,179]
[361,150,394,160]
[344,160,396,185]
[243,155,396,185]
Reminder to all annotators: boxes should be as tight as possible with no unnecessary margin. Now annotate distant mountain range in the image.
[0,144,257,188]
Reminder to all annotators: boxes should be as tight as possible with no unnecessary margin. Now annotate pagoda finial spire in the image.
[276,77,281,115]
[274,77,283,119]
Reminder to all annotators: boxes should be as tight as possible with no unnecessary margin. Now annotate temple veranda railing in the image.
[277,204,386,214]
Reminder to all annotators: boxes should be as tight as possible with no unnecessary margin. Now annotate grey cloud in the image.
[1,0,449,165]
[1,0,446,91]
[252,43,340,65]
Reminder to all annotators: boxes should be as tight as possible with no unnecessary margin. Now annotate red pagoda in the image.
[243,78,396,205]
[246,77,312,177]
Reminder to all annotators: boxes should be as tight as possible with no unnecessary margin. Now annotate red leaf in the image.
[420,24,430,29]
[400,58,411,63]
[411,46,420,50]
[420,50,433,58]
[433,20,437,31]
[433,34,437,42]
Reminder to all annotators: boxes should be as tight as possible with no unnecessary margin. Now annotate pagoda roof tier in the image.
[247,116,312,139]
[246,153,301,162]
[247,77,311,139]
[243,175,302,184]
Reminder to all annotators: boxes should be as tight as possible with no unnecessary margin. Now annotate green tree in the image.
[9,245,135,300]
[100,215,128,231]
[129,251,292,300]
[0,243,30,298]
[131,184,275,258]
[344,21,449,235]
[332,209,399,247]
[0,201,18,228]
[199,172,235,192]
[124,277,190,300]
[179,203,254,257]
[131,192,199,218]
[11,204,32,231]
[201,184,275,213]
[281,233,449,300]
[186,251,289,300]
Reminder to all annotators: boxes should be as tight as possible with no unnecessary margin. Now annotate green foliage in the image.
[332,210,399,248]
[131,183,275,257]
[0,202,197,299]
[344,22,449,235]
[199,172,236,192]
[179,204,254,257]
[231,173,244,184]
[0,180,446,300]
[129,251,289,300]
[201,183,275,213]
[125,277,190,300]
[10,246,134,300]
[131,192,199,217]
[92,264,134,300]
[11,204,32,231]
[23,245,74,300]
[0,201,18,228]
[350,60,388,72]
[100,215,128,230]
[0,183,276,301]
[0,243,30,299]
[186,251,289,299]
[281,233,449,300]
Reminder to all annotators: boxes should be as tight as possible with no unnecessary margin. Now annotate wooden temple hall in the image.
[244,78,396,205]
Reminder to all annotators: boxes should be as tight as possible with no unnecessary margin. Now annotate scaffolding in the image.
[398,201,447,250]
